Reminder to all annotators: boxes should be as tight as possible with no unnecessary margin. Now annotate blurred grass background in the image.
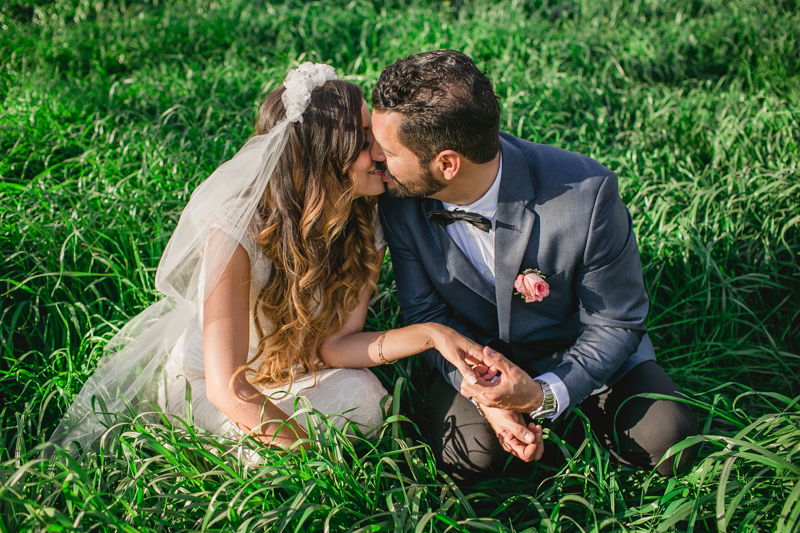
[1,0,798,531]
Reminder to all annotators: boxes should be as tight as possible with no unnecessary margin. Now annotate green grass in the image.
[1,0,799,531]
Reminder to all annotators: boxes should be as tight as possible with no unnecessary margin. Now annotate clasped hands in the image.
[434,331,545,462]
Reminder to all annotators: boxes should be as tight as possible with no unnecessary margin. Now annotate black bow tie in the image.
[427,209,492,232]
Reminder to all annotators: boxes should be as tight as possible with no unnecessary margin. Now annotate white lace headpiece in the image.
[282,62,338,122]
[52,63,338,452]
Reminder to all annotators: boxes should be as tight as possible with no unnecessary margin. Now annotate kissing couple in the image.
[55,50,698,483]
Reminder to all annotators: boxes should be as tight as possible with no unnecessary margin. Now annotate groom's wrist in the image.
[520,378,544,413]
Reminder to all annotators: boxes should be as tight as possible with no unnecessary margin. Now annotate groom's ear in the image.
[434,150,462,181]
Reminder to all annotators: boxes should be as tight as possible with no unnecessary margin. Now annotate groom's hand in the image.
[483,406,544,462]
[460,347,543,412]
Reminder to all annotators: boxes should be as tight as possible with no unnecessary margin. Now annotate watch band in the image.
[530,379,557,421]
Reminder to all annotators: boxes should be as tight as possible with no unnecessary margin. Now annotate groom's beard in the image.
[378,162,446,199]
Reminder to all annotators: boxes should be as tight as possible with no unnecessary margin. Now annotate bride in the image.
[53,63,489,451]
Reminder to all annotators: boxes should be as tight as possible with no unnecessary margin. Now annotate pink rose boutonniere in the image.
[514,268,550,303]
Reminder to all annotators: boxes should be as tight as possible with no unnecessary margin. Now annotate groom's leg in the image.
[578,361,700,476]
[421,372,510,484]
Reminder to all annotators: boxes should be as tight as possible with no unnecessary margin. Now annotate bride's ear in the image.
[434,150,462,181]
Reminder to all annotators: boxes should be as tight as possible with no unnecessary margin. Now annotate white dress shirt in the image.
[442,156,570,419]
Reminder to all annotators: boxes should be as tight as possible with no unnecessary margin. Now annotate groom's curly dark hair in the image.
[372,49,501,165]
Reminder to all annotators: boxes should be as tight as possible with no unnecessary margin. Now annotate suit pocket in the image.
[541,270,574,314]
[544,270,567,287]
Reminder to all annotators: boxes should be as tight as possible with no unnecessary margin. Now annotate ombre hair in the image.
[241,80,380,391]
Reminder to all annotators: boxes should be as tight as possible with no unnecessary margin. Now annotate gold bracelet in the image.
[377,330,395,365]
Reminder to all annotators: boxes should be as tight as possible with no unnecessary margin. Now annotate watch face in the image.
[532,379,557,420]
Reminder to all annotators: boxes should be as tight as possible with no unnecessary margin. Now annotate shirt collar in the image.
[442,154,503,220]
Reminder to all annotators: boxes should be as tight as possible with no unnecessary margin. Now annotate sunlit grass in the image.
[2,0,798,531]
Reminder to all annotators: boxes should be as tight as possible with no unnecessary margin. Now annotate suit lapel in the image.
[421,199,496,303]
[494,137,538,341]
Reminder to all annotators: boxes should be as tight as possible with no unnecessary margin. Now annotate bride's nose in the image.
[369,141,385,162]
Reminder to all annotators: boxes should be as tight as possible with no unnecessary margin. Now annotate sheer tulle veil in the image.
[51,63,339,453]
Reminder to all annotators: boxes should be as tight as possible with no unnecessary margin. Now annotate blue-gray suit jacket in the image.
[378,133,656,413]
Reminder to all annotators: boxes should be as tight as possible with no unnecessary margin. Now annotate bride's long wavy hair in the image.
[244,80,380,390]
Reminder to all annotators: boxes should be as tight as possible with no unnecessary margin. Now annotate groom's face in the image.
[370,110,446,198]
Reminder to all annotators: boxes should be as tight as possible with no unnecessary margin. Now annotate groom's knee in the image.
[422,372,506,484]
[437,416,506,483]
[581,361,701,477]
[628,397,699,477]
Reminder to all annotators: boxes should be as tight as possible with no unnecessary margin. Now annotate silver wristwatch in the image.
[530,379,557,422]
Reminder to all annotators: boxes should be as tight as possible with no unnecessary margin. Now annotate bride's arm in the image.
[203,243,306,447]
[319,247,488,383]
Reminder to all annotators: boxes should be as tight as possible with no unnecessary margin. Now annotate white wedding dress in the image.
[160,213,388,437]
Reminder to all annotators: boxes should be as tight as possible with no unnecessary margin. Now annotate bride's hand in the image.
[424,324,493,386]
[238,418,308,450]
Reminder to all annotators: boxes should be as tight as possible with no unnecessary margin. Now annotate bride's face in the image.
[351,100,386,198]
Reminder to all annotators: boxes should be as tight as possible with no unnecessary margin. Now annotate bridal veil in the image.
[52,63,339,452]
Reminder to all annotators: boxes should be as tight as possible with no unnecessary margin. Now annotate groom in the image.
[372,50,698,483]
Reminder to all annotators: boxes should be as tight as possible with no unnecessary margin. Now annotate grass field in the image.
[1,0,799,531]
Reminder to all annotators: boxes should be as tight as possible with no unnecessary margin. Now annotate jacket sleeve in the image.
[550,173,649,411]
